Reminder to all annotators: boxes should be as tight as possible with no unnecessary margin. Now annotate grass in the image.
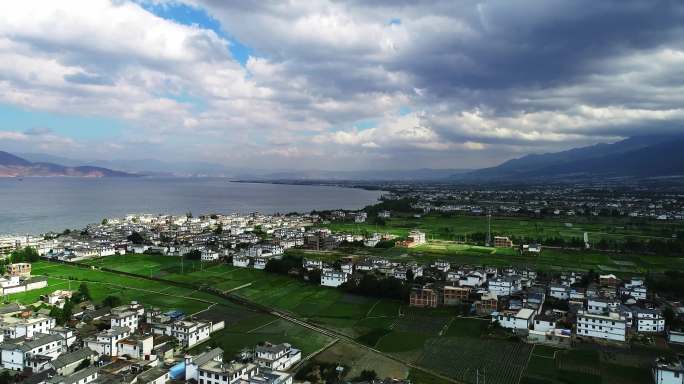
[193,317,334,358]
[8,262,213,314]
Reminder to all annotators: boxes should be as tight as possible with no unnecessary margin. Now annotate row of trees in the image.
[3,246,40,264]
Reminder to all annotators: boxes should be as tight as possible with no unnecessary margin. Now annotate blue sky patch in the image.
[0,104,124,140]
[141,1,253,66]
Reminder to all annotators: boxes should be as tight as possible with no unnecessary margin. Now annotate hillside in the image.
[0,151,137,177]
[463,135,684,181]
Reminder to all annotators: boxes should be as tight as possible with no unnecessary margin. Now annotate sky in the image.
[1,0,683,171]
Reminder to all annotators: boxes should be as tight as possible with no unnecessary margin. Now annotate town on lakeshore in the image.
[0,184,683,384]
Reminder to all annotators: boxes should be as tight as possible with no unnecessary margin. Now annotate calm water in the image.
[0,178,383,234]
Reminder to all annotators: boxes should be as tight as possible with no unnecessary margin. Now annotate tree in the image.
[77,283,92,302]
[9,246,39,263]
[185,249,201,260]
[0,370,12,384]
[127,231,145,245]
[214,224,223,235]
[358,370,378,382]
[61,299,74,325]
[101,218,108,225]
[75,358,91,371]
[102,295,122,308]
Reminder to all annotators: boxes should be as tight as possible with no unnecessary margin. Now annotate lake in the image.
[0,178,383,234]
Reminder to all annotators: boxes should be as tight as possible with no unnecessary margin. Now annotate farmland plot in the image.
[418,337,532,384]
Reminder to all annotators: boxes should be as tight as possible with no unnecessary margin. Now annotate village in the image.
[0,203,683,384]
[0,261,302,384]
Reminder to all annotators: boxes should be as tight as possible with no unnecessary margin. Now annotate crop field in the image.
[520,345,656,384]
[419,337,532,384]
[325,214,680,244]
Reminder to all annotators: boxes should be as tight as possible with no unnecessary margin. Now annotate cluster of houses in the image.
[184,342,300,384]
[1,213,320,263]
[406,267,674,347]
[0,297,300,384]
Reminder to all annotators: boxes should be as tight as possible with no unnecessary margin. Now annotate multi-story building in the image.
[491,308,535,331]
[576,310,627,342]
[488,276,522,297]
[185,348,292,384]
[635,309,665,333]
[85,326,131,356]
[153,319,222,349]
[409,285,438,308]
[116,334,154,359]
[5,263,31,278]
[494,236,513,248]
[1,314,55,339]
[442,286,471,306]
[254,342,301,371]
[1,333,65,372]
[110,310,139,332]
[320,270,348,288]
[653,357,684,384]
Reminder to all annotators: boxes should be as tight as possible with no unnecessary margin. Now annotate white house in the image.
[321,270,348,287]
[1,333,65,372]
[201,250,220,262]
[154,320,215,349]
[488,276,522,297]
[668,330,684,345]
[1,314,55,339]
[491,308,535,331]
[185,347,293,384]
[653,357,684,384]
[116,334,154,359]
[85,326,131,356]
[110,310,139,333]
[549,285,569,300]
[587,298,614,315]
[635,309,665,334]
[233,255,251,268]
[255,342,301,371]
[576,310,626,342]
[49,326,77,348]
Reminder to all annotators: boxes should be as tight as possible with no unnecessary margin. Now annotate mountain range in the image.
[461,134,684,181]
[0,151,136,177]
[3,134,684,181]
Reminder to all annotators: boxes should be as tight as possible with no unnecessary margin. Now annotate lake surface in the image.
[0,178,383,234]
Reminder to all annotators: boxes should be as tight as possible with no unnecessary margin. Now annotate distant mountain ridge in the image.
[0,151,137,177]
[463,134,684,181]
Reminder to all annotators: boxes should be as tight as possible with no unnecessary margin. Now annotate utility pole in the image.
[486,209,492,247]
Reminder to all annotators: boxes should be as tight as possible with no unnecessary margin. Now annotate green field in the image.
[324,214,681,244]
[291,241,684,274]
[521,345,655,384]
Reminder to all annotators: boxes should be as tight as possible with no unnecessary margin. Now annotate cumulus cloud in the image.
[0,0,683,169]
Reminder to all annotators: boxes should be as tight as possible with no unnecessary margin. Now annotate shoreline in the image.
[0,179,385,236]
